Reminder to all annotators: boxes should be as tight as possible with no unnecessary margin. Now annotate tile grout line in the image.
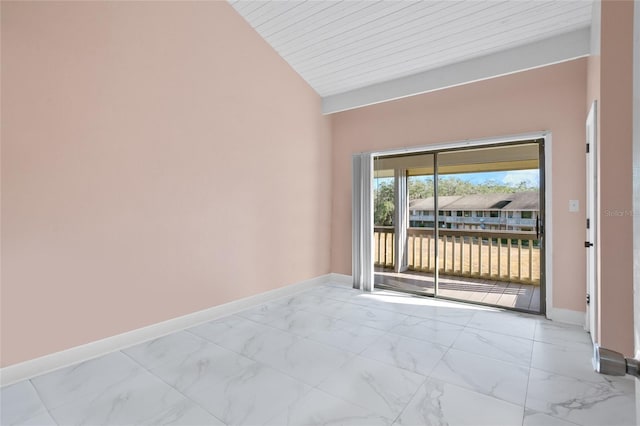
[118,349,229,426]
[24,379,59,426]
[181,327,323,390]
[304,317,422,424]
[389,374,430,425]
[182,312,369,414]
[206,297,388,363]
[524,327,606,426]
[290,299,437,424]
[389,328,460,424]
[418,310,533,410]
[253,314,403,425]
[520,321,538,426]
[310,353,427,424]
[24,358,147,425]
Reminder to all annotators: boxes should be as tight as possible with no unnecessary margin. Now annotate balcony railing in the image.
[410,215,536,227]
[374,226,541,285]
[374,226,395,268]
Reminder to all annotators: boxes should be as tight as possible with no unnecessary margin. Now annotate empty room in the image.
[1,0,639,425]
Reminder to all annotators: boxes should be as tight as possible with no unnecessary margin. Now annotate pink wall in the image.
[597,0,635,356]
[331,59,588,314]
[1,2,331,367]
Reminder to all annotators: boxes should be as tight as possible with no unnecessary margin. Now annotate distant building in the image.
[409,192,539,231]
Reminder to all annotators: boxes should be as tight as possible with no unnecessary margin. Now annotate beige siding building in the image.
[409,192,539,231]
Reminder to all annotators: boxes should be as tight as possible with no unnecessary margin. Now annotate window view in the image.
[373,176,394,227]
[373,142,543,313]
[373,172,396,270]
[406,170,539,231]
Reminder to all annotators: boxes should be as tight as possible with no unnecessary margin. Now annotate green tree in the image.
[374,181,394,226]
[408,176,538,197]
[408,179,432,199]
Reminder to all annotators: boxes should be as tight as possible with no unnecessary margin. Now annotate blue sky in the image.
[446,170,539,187]
[375,169,539,188]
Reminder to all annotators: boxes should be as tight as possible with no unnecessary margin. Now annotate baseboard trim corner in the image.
[0,273,332,387]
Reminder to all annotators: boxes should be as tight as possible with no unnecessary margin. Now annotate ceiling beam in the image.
[322,27,591,114]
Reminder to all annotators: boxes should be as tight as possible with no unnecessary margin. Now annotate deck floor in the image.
[375,268,541,313]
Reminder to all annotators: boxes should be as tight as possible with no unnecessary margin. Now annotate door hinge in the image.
[587,143,590,153]
[587,294,591,304]
[585,241,594,248]
[587,218,590,229]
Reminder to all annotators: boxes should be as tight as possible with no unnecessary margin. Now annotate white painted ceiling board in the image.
[323,27,590,113]
[316,6,592,94]
[229,0,592,98]
[273,2,398,53]
[292,3,473,69]
[303,2,535,80]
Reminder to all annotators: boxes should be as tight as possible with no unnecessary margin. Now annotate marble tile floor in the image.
[1,282,637,426]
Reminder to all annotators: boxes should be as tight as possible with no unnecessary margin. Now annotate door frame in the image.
[369,131,552,316]
[585,101,599,340]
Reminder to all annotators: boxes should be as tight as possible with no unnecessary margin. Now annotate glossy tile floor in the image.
[2,282,637,426]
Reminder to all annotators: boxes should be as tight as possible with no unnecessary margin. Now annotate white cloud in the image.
[502,170,539,187]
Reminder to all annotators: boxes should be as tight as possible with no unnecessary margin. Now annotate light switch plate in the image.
[569,199,579,212]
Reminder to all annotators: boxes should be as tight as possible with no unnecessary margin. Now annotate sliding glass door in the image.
[371,139,545,314]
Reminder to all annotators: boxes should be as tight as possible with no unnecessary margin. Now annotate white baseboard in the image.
[0,274,332,387]
[547,307,586,326]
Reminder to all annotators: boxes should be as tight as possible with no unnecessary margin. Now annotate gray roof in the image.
[409,196,461,211]
[410,192,538,211]
[501,191,539,210]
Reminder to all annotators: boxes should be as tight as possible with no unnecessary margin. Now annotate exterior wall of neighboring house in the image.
[409,209,537,231]
[405,192,540,230]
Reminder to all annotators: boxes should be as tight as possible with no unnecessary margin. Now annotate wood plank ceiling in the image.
[229,0,592,97]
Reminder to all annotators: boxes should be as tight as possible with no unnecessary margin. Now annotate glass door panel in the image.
[436,143,543,312]
[374,153,436,296]
[373,159,395,271]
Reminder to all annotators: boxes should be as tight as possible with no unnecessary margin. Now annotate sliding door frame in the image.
[369,131,552,317]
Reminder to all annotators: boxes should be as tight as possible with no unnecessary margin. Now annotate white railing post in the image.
[529,239,534,283]
[498,238,502,278]
[507,238,512,280]
[452,236,457,273]
[394,168,408,273]
[518,239,523,281]
[469,237,474,276]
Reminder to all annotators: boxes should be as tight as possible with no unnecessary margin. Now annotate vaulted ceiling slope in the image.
[230,0,592,101]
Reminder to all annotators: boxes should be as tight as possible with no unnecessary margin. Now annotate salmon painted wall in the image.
[331,59,588,315]
[1,2,332,366]
[597,0,635,356]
